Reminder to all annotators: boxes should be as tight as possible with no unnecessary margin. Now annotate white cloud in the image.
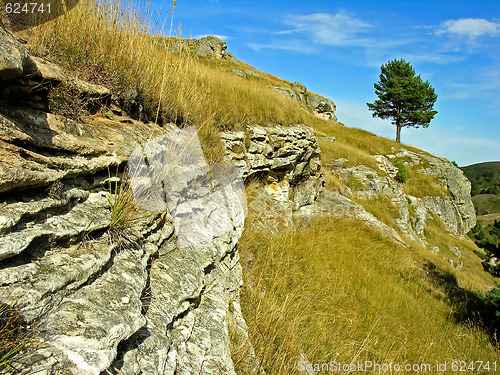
[282,12,371,47]
[437,18,500,39]
[403,52,464,65]
[246,40,317,54]
[441,69,500,103]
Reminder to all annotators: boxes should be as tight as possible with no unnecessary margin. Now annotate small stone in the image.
[232,69,246,78]
[429,246,439,254]
[449,246,462,259]
[245,69,260,77]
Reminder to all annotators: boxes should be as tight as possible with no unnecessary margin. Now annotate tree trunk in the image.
[396,125,402,143]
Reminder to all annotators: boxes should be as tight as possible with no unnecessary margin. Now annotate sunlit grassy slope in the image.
[25,2,499,373]
[238,216,499,374]
[29,0,423,169]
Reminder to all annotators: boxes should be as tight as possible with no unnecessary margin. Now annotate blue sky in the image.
[150,0,499,166]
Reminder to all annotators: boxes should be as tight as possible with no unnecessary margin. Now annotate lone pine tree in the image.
[367,59,437,143]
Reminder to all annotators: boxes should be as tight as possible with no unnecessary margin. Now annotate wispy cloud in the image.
[281,12,372,47]
[442,69,500,104]
[437,18,500,40]
[403,52,465,65]
[246,40,317,54]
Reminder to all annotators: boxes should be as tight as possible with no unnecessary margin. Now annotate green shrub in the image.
[393,160,407,183]
[479,282,500,318]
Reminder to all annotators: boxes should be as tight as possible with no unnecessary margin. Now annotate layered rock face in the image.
[272,82,337,122]
[327,148,476,244]
[0,24,326,372]
[0,26,264,374]
[0,108,258,374]
[222,125,324,211]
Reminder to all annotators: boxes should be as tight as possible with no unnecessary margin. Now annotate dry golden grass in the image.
[29,0,320,134]
[404,165,448,197]
[353,195,401,229]
[238,217,499,374]
[26,0,447,181]
[422,215,497,290]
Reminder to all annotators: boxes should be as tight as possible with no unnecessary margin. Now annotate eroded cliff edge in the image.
[0,22,478,374]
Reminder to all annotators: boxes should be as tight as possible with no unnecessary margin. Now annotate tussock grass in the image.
[353,195,401,229]
[404,165,448,197]
[0,301,37,371]
[239,217,499,374]
[29,0,317,133]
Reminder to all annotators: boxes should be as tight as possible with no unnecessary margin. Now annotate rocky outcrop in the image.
[222,125,324,211]
[326,148,476,244]
[272,82,337,122]
[0,105,259,374]
[0,35,263,372]
[292,81,307,94]
[305,94,337,122]
[272,86,306,105]
[0,24,327,372]
[160,35,235,60]
[196,36,228,59]
[0,21,36,80]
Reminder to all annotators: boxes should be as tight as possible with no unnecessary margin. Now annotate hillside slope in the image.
[462,162,500,197]
[1,3,499,374]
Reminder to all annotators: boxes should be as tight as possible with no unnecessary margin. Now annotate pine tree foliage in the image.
[367,59,438,143]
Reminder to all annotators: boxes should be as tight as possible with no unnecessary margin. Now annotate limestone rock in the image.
[71,77,111,98]
[272,84,337,121]
[321,136,336,142]
[0,191,110,262]
[32,56,66,82]
[0,21,34,80]
[0,67,259,373]
[233,69,247,78]
[373,152,476,237]
[292,81,307,94]
[306,94,337,122]
[222,125,324,211]
[245,69,260,77]
[273,86,303,104]
[449,246,462,259]
[196,35,227,59]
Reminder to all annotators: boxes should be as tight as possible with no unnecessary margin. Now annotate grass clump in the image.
[238,216,499,374]
[403,164,448,197]
[106,169,143,245]
[393,159,408,183]
[0,302,37,372]
[29,0,319,132]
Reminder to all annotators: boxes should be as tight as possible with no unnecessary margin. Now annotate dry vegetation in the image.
[28,0,435,172]
[238,217,499,374]
[28,0,317,135]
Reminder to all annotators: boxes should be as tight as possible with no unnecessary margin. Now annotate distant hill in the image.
[462,161,500,196]
[463,162,500,268]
